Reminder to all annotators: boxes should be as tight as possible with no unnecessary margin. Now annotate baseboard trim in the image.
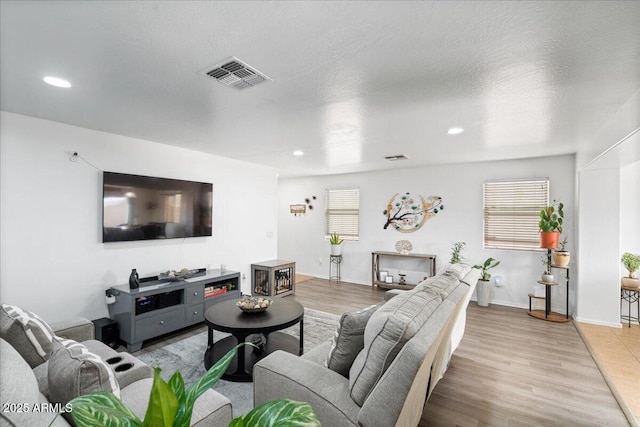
[574,317,622,328]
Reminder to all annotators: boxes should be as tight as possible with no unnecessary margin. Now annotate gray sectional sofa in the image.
[0,304,232,427]
[253,264,480,427]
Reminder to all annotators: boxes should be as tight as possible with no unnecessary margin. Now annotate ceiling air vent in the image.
[384,155,409,161]
[200,57,272,90]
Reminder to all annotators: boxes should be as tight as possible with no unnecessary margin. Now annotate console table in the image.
[108,269,240,351]
[371,251,436,290]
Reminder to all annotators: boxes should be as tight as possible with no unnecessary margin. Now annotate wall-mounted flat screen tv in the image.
[102,172,213,242]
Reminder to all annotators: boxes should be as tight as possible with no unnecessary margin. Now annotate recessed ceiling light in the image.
[293,150,304,156]
[43,76,71,88]
[447,127,464,135]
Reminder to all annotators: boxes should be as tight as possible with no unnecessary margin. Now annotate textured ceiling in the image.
[1,1,639,177]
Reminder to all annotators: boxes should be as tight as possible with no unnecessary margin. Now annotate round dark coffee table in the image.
[204,297,304,382]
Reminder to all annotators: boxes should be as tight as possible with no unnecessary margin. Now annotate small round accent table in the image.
[204,298,304,382]
[621,284,640,328]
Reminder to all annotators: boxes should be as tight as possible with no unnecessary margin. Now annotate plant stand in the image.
[329,255,342,283]
[620,285,640,328]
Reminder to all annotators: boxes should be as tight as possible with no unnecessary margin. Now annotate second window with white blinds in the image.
[483,179,549,250]
[325,188,360,241]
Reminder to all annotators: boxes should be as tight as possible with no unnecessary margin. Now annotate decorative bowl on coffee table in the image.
[236,296,271,313]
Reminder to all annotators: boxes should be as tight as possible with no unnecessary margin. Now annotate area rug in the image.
[136,308,340,417]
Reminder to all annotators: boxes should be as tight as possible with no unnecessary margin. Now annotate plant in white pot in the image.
[621,252,640,288]
[473,257,500,307]
[540,255,554,283]
[552,236,570,268]
[329,232,344,256]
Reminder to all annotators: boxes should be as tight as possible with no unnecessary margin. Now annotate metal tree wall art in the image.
[383,193,444,232]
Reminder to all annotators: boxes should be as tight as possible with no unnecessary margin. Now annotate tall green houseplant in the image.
[539,199,564,249]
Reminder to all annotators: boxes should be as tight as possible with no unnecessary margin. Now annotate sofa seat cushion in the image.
[349,288,443,406]
[325,303,382,377]
[48,338,121,405]
[0,303,56,368]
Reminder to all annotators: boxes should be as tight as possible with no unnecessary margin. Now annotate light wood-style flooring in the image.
[295,278,629,426]
[132,277,631,426]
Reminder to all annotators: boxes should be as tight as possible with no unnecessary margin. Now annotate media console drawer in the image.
[135,308,185,342]
[185,304,204,324]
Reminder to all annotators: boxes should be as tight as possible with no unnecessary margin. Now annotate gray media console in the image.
[108,269,240,351]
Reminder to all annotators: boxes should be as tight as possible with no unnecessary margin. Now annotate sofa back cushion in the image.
[0,303,55,368]
[325,303,382,377]
[48,338,121,405]
[0,338,68,426]
[416,273,461,299]
[348,288,443,406]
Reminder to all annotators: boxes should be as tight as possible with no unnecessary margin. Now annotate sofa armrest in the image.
[384,289,407,301]
[253,350,360,427]
[49,318,95,342]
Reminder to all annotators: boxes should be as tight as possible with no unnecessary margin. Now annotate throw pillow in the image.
[443,263,472,280]
[48,338,120,405]
[418,274,460,299]
[349,288,443,406]
[0,303,55,368]
[325,303,382,377]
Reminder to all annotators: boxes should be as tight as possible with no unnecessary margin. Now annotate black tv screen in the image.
[102,172,213,242]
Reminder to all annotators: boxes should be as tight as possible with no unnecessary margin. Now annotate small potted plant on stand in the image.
[540,255,554,283]
[329,232,344,256]
[621,252,640,288]
[539,200,564,249]
[552,236,570,268]
[473,257,500,307]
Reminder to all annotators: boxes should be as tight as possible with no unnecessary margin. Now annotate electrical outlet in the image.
[242,274,246,281]
[317,257,323,266]
[494,275,503,287]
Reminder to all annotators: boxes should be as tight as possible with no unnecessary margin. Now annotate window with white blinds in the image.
[325,188,360,241]
[483,179,549,250]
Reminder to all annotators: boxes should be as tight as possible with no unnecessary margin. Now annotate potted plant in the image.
[329,232,344,256]
[539,199,564,249]
[449,241,466,264]
[61,344,320,426]
[621,252,640,288]
[540,255,554,283]
[473,257,500,307]
[552,236,570,268]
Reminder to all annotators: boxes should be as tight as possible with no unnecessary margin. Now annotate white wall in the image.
[576,167,622,326]
[278,155,575,313]
[620,161,640,255]
[620,161,640,321]
[0,112,278,321]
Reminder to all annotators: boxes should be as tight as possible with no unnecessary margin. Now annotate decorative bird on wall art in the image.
[383,192,443,232]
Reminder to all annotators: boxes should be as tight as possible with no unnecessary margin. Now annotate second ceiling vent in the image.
[201,57,272,90]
